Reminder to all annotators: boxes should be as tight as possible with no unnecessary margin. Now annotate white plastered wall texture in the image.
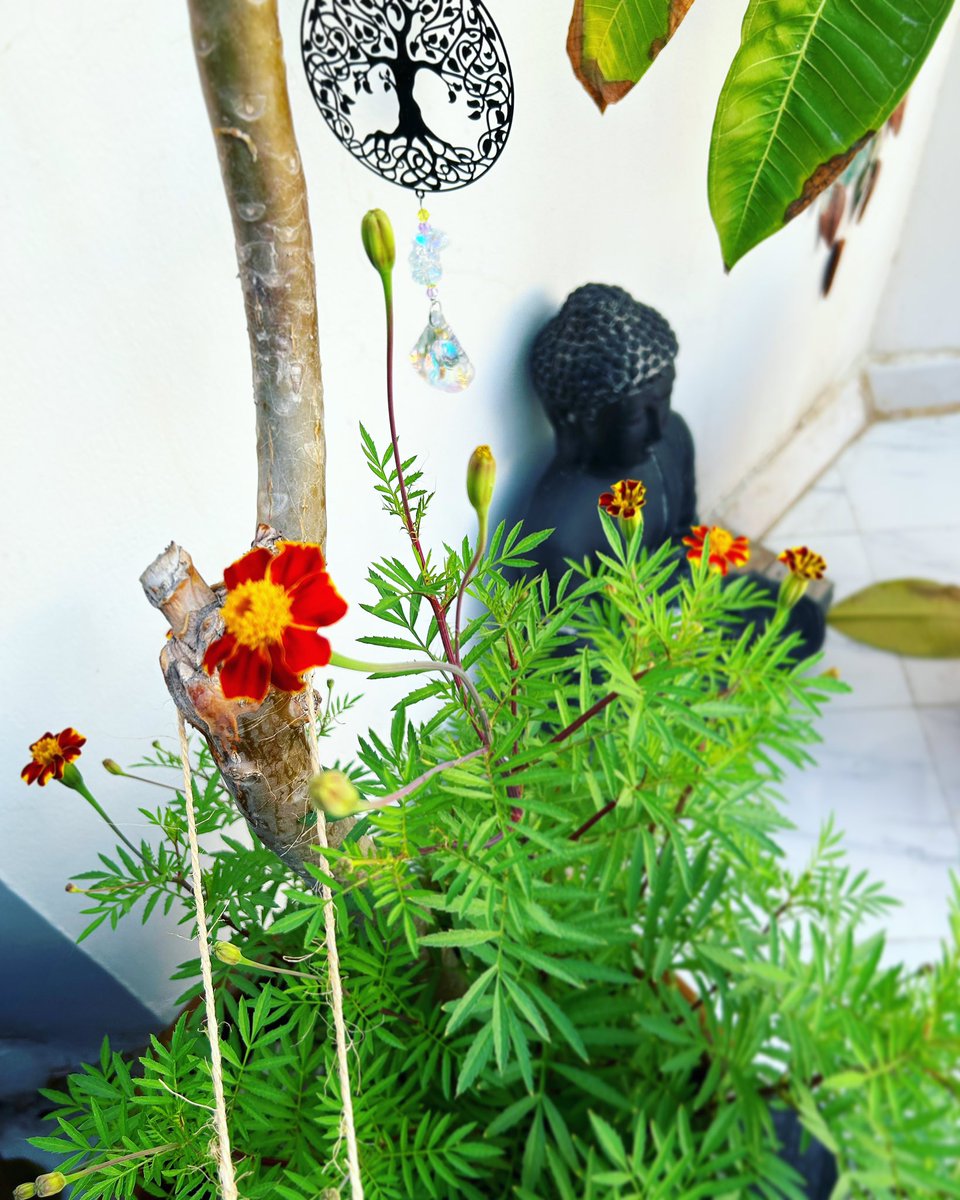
[0,1,955,1016]
[869,25,960,412]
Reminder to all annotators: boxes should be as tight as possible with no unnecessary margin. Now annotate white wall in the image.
[1,0,955,1016]
[868,26,960,412]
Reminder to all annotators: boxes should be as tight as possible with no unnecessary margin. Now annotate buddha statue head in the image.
[530,284,679,468]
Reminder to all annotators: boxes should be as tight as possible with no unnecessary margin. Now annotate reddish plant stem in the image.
[505,632,523,804]
[381,279,488,747]
[570,800,617,841]
[550,663,655,746]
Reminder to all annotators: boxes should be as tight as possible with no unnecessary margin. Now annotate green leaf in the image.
[456,1023,494,1095]
[419,928,500,948]
[709,0,953,268]
[567,0,696,113]
[827,578,960,657]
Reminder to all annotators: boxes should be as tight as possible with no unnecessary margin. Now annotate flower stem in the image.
[377,265,480,733]
[62,768,143,859]
[330,651,492,747]
[67,1143,179,1183]
[454,514,487,661]
[361,747,487,812]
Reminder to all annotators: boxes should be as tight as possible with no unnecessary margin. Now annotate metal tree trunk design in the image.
[141,0,347,879]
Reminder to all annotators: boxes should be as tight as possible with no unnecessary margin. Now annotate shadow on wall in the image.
[0,879,158,1104]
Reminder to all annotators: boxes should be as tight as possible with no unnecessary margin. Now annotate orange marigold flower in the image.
[203,541,347,704]
[682,525,751,576]
[21,727,86,787]
[778,546,827,580]
[598,479,647,528]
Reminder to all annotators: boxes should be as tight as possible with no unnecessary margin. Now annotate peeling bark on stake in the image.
[188,0,325,544]
[141,536,351,884]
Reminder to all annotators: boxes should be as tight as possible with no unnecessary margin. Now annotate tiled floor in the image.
[767,411,960,968]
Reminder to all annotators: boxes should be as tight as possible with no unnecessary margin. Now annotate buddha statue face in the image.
[530,284,679,468]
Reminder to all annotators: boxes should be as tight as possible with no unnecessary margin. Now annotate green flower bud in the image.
[35,1174,67,1198]
[466,445,496,523]
[214,940,244,966]
[59,761,85,793]
[102,758,126,776]
[361,209,395,276]
[308,770,362,820]
[14,1183,36,1200]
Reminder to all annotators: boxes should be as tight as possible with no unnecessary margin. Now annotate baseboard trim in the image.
[710,375,870,540]
[866,353,960,417]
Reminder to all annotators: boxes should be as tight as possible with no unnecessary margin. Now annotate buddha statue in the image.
[524,283,697,584]
[522,283,827,658]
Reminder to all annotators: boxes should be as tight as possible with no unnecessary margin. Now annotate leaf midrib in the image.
[725,0,830,257]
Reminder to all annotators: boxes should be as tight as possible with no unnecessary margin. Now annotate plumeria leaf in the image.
[827,578,960,658]
[709,0,953,268]
[567,0,696,112]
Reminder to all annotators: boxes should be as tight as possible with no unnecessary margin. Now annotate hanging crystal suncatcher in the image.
[301,0,514,391]
[409,205,475,391]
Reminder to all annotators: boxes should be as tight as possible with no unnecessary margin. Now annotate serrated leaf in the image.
[420,928,500,948]
[710,0,952,268]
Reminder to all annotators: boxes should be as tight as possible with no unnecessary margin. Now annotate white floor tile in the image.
[861,525,960,584]
[771,411,960,965]
[837,413,960,532]
[903,657,960,706]
[819,628,913,710]
[766,467,859,541]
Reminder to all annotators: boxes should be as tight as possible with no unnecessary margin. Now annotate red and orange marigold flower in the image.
[682,525,751,576]
[778,546,827,580]
[21,727,86,787]
[203,541,347,704]
[598,479,647,529]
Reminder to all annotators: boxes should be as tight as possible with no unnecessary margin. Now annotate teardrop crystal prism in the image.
[410,302,475,393]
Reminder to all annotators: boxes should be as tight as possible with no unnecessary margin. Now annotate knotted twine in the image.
[304,677,364,1198]
[176,711,239,1200]
[176,689,364,1198]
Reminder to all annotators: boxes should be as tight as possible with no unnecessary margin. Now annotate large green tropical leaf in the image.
[567,0,696,112]
[827,578,960,658]
[709,0,954,269]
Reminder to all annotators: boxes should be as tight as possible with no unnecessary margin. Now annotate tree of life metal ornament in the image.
[301,0,514,392]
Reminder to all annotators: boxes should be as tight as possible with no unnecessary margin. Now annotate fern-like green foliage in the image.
[33,431,960,1199]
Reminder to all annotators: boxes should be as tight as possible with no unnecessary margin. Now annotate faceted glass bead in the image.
[410,302,475,392]
[409,224,449,286]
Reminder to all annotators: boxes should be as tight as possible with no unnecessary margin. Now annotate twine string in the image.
[176,712,239,1200]
[305,678,364,1199]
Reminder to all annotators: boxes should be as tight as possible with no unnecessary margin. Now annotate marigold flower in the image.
[682,525,751,576]
[778,546,827,581]
[777,545,827,609]
[21,728,86,787]
[203,541,347,704]
[598,479,647,530]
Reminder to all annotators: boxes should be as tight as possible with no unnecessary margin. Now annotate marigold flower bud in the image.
[14,1183,36,1200]
[308,770,362,820]
[35,1173,67,1198]
[214,940,244,966]
[361,209,395,276]
[102,758,126,776]
[466,445,496,523]
[598,479,646,535]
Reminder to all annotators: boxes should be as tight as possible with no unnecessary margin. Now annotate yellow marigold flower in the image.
[682,525,751,576]
[778,546,827,580]
[21,728,85,787]
[598,479,647,531]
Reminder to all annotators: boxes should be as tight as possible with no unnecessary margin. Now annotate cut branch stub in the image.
[187,0,326,546]
[140,534,351,883]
